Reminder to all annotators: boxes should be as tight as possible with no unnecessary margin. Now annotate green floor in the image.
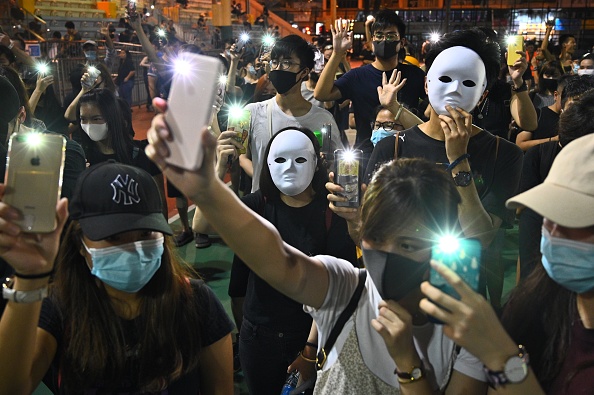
[35,208,520,395]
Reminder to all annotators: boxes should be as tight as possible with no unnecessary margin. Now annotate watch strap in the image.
[394,365,424,384]
[484,345,529,388]
[2,284,48,303]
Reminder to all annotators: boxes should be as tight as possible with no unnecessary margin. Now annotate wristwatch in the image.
[395,365,424,384]
[2,278,48,304]
[452,171,473,187]
[485,345,530,388]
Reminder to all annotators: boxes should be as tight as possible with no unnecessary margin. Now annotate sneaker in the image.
[174,229,193,247]
[195,233,212,248]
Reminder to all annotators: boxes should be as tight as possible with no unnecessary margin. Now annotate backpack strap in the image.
[393,131,401,160]
[316,269,367,370]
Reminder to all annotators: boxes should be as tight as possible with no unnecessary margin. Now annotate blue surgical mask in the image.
[371,128,395,146]
[541,227,594,294]
[248,65,256,75]
[84,50,97,61]
[83,237,164,293]
[573,63,580,74]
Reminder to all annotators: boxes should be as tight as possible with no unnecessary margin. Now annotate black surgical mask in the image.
[362,248,429,301]
[269,69,302,95]
[373,40,400,60]
[540,78,558,93]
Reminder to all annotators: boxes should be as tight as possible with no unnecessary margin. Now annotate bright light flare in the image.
[24,132,43,147]
[150,4,154,8]
[240,32,250,42]
[218,74,227,85]
[437,235,460,254]
[36,62,50,75]
[173,57,192,76]
[341,150,356,162]
[505,35,519,45]
[229,105,244,119]
[157,28,166,37]
[262,34,275,47]
[430,32,440,43]
[367,15,374,21]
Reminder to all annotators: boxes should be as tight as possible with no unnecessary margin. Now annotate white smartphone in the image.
[4,133,66,233]
[165,52,225,170]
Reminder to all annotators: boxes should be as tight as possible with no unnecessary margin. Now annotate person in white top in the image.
[238,35,344,193]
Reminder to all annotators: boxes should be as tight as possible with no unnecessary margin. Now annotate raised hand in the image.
[36,73,54,93]
[508,50,528,84]
[325,171,359,223]
[331,19,352,55]
[377,70,407,107]
[439,105,472,163]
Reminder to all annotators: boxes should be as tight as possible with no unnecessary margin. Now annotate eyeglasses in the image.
[270,59,301,71]
[373,32,401,42]
[372,121,402,131]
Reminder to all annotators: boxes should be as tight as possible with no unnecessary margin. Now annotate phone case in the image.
[430,238,481,299]
[334,149,363,208]
[165,52,224,170]
[321,123,332,157]
[507,35,523,66]
[227,109,250,155]
[4,133,66,233]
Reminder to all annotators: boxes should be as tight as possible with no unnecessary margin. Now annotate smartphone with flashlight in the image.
[227,109,250,155]
[506,35,524,66]
[3,133,66,233]
[127,0,138,20]
[428,237,481,323]
[321,123,332,158]
[334,149,363,208]
[81,65,100,90]
[165,52,225,170]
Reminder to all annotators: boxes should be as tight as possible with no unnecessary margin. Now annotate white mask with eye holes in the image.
[267,130,317,196]
[427,46,487,116]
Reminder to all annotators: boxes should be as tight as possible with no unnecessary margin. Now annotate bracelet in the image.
[393,102,404,121]
[446,153,470,172]
[305,342,318,349]
[511,82,528,93]
[13,269,54,279]
[298,351,317,363]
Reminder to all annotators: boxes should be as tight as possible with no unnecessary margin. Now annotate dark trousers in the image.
[119,79,134,107]
[239,318,309,395]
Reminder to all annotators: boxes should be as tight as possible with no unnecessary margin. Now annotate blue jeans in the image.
[239,318,310,395]
[119,79,134,107]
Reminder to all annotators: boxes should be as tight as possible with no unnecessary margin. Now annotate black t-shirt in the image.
[472,79,512,139]
[334,63,426,152]
[232,190,357,333]
[531,106,560,141]
[365,126,523,223]
[84,139,161,177]
[39,279,234,394]
[117,60,135,86]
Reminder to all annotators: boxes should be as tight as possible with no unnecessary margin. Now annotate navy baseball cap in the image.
[69,161,172,240]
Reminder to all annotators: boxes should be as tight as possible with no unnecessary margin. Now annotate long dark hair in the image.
[259,126,327,200]
[53,221,203,391]
[501,264,576,391]
[360,158,461,245]
[77,89,134,164]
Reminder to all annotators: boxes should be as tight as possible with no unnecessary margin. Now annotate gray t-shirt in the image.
[244,98,343,192]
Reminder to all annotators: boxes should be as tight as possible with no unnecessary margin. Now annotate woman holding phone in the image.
[146,94,545,393]
[0,161,234,394]
[193,127,357,394]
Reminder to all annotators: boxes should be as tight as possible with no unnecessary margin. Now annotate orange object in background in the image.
[96,1,117,18]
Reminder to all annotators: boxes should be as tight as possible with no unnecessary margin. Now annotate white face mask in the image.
[81,123,109,141]
[266,130,317,196]
[578,68,594,76]
[427,46,487,116]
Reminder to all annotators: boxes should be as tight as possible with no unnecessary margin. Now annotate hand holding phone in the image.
[3,133,66,233]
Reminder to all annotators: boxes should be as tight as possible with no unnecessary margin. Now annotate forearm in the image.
[133,23,161,70]
[314,52,343,101]
[346,220,360,244]
[226,59,239,93]
[516,136,553,151]
[28,89,43,115]
[386,102,423,129]
[65,89,85,121]
[510,87,537,131]
[0,278,47,393]
[12,45,35,66]
[238,154,253,177]
[341,55,351,72]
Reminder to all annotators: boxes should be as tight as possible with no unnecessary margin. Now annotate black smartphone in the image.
[321,123,332,158]
[334,149,363,208]
[428,237,481,324]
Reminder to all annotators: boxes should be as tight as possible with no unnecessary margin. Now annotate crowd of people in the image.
[0,7,593,395]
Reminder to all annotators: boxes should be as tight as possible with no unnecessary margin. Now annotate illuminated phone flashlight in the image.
[505,35,520,45]
[342,149,357,163]
[430,32,440,43]
[240,32,250,42]
[218,74,227,85]
[172,56,192,76]
[157,28,166,38]
[437,235,460,254]
[36,62,50,76]
[24,132,44,148]
[262,34,275,47]
[366,15,374,21]
[229,104,244,120]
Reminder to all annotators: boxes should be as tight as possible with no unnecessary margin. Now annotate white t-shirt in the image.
[305,255,487,391]
[244,98,343,192]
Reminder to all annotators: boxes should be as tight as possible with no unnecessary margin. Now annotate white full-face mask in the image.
[81,122,109,141]
[427,46,487,116]
[266,130,317,196]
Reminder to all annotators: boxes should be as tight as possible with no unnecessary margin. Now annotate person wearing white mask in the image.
[78,89,167,217]
[363,29,523,251]
[578,53,594,76]
[193,127,357,395]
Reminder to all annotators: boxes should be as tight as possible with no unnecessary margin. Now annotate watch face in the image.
[504,356,528,383]
[453,171,472,187]
[411,367,423,380]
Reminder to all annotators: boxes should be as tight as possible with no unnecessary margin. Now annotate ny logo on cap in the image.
[111,174,141,205]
